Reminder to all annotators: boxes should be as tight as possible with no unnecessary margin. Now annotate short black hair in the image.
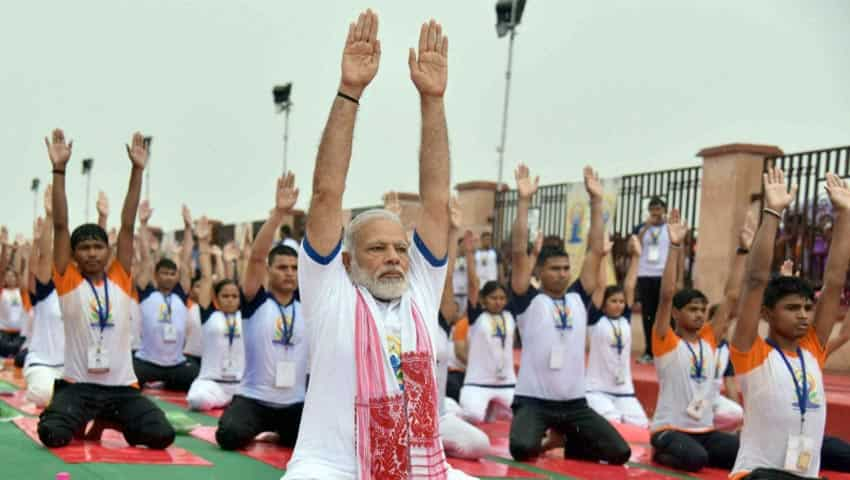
[191,273,202,287]
[70,223,108,250]
[155,258,178,272]
[213,279,238,296]
[672,288,708,310]
[764,276,815,309]
[280,224,292,237]
[480,281,506,299]
[648,196,667,209]
[602,285,625,306]
[268,244,298,265]
[536,245,569,267]
[481,232,492,238]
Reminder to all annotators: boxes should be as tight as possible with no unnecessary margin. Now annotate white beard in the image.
[350,259,409,301]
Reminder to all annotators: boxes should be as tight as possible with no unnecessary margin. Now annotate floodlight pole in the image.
[282,103,292,174]
[85,171,92,222]
[496,27,517,189]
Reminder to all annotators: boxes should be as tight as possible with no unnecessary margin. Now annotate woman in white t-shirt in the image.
[458,231,516,423]
[185,227,245,411]
[585,235,649,428]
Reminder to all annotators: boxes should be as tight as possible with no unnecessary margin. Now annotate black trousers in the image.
[185,354,201,371]
[509,396,631,465]
[650,429,739,472]
[14,347,27,368]
[822,435,850,473]
[0,331,24,358]
[742,468,820,479]
[637,277,662,357]
[216,395,304,450]
[133,357,200,392]
[37,379,174,449]
[447,370,465,402]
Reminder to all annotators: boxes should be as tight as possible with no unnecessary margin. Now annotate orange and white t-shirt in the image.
[729,329,826,479]
[651,324,719,433]
[54,261,138,386]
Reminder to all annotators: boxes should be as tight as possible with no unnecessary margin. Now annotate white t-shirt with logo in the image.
[197,307,244,382]
[464,302,516,386]
[239,288,308,406]
[135,284,189,367]
[586,305,634,395]
[512,282,591,401]
[474,249,499,285]
[283,232,446,480]
[26,280,65,368]
[635,222,670,278]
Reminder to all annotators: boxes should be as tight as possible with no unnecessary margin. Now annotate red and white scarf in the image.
[354,288,448,480]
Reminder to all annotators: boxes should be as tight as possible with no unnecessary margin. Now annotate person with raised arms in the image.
[37,129,174,449]
[214,173,307,450]
[507,163,631,465]
[282,10,468,479]
[730,169,850,479]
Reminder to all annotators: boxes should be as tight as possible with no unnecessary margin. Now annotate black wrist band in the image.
[52,169,65,175]
[736,247,750,255]
[337,91,360,105]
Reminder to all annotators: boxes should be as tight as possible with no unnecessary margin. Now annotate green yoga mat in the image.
[166,411,202,435]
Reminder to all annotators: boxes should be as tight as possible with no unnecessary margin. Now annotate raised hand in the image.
[43,184,53,217]
[210,245,223,258]
[340,9,381,98]
[515,163,539,200]
[0,226,7,246]
[667,208,688,245]
[462,230,475,254]
[126,132,149,170]
[739,210,756,250]
[583,166,604,200]
[96,191,109,218]
[602,234,614,257]
[182,204,193,227]
[780,259,796,277]
[409,19,448,98]
[383,191,402,217]
[762,166,797,212]
[824,173,850,212]
[138,200,153,226]
[14,234,24,247]
[195,217,212,242]
[449,196,462,232]
[33,217,43,242]
[628,234,642,257]
[223,241,239,263]
[531,230,544,257]
[275,171,299,214]
[108,228,118,246]
[45,129,72,169]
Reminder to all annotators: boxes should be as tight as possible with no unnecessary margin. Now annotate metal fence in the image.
[765,146,850,286]
[492,165,703,282]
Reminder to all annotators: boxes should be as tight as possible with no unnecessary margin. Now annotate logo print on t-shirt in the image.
[387,334,403,388]
[792,368,821,411]
[689,353,706,382]
[223,323,241,339]
[553,303,573,330]
[157,304,171,323]
[272,314,293,345]
[88,299,113,328]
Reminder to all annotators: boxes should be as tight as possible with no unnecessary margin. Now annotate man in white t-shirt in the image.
[38,129,174,450]
[283,10,470,480]
[633,196,669,364]
[507,163,630,466]
[729,168,850,479]
[474,232,499,285]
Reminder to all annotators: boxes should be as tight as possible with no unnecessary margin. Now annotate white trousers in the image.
[186,378,238,411]
[23,365,63,407]
[440,412,491,460]
[459,385,514,423]
[713,394,744,431]
[585,391,649,428]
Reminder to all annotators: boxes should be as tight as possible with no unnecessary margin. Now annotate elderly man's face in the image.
[346,218,410,300]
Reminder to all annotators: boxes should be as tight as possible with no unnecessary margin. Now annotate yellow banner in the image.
[563,178,621,286]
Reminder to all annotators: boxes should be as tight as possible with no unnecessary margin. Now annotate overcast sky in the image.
[2,0,848,237]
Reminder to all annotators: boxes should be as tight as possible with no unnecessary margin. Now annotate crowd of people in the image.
[1,9,850,480]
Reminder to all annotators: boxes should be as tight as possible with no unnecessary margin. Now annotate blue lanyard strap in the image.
[684,338,704,381]
[162,292,173,322]
[275,300,295,346]
[607,317,624,355]
[225,314,236,347]
[555,298,570,330]
[766,338,808,422]
[85,276,110,333]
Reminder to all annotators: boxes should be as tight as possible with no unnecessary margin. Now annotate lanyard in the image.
[85,276,110,334]
[225,313,237,347]
[275,300,295,346]
[684,338,704,382]
[161,291,173,322]
[607,317,624,355]
[649,226,661,244]
[766,338,808,430]
[554,298,571,331]
[492,313,506,350]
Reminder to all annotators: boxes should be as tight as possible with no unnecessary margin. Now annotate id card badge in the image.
[549,345,564,370]
[275,361,296,388]
[647,244,661,263]
[496,362,508,380]
[784,434,815,473]
[162,324,178,343]
[615,371,626,386]
[686,389,705,420]
[221,356,237,380]
[88,345,110,373]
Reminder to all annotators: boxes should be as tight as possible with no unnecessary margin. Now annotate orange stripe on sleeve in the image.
[107,261,134,298]
[699,323,718,349]
[800,327,826,370]
[453,317,469,341]
[730,336,771,375]
[20,288,32,313]
[53,263,84,296]
[652,326,680,358]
